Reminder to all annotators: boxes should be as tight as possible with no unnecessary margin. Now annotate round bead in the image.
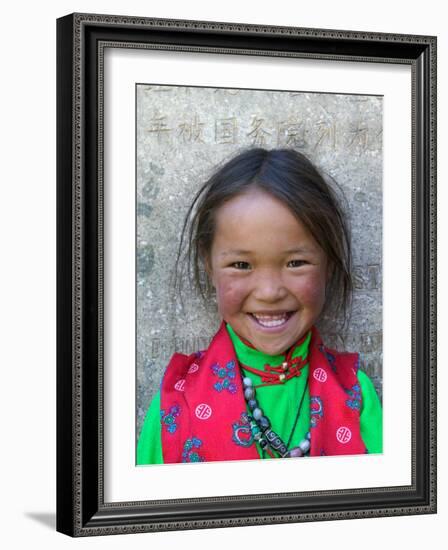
[279,374,286,382]
[282,362,288,371]
[247,399,258,411]
[299,439,311,453]
[242,377,253,387]
[259,416,270,429]
[253,408,263,420]
[244,387,255,400]
[288,447,304,458]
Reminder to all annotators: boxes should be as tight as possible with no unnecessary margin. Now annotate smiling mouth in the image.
[250,312,295,328]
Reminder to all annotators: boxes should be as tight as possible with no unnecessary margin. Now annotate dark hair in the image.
[174,147,353,325]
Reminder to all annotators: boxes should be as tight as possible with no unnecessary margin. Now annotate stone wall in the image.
[136,84,383,435]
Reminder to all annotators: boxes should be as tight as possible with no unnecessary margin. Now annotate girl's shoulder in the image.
[163,348,207,380]
[319,343,360,372]
[321,345,379,397]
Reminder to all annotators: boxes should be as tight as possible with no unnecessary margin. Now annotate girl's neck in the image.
[225,323,311,369]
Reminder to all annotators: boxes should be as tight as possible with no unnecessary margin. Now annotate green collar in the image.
[226,323,311,373]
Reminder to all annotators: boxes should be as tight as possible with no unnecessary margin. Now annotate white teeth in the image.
[252,313,289,327]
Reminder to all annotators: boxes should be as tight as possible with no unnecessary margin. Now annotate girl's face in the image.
[207,188,329,356]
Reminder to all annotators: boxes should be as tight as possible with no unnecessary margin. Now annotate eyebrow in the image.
[284,247,315,254]
[219,250,252,257]
[219,247,315,257]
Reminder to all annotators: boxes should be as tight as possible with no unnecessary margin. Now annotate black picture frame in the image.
[56,13,437,537]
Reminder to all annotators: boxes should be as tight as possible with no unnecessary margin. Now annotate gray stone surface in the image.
[136,85,383,436]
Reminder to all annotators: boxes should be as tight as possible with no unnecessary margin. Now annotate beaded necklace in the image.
[229,324,311,458]
[240,366,311,459]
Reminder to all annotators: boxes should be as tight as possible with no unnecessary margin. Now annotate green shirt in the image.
[137,326,383,464]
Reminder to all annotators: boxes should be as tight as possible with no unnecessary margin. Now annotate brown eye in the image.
[231,261,251,270]
[287,259,307,268]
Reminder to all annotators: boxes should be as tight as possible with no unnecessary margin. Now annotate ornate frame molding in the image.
[57,13,436,536]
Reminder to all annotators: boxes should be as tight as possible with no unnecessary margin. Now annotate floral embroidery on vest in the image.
[160,404,181,434]
[345,383,362,411]
[212,359,237,394]
[182,437,204,463]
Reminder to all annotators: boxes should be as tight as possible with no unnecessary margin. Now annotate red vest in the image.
[160,323,367,463]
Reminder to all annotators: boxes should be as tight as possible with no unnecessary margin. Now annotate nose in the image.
[251,269,288,303]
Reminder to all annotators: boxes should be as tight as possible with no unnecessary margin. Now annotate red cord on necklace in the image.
[239,356,308,387]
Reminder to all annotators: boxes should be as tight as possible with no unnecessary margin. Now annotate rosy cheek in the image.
[214,277,247,313]
[294,274,326,307]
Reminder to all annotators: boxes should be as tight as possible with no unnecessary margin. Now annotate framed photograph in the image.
[56,13,436,536]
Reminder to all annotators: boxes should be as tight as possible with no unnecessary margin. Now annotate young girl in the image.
[137,148,382,464]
